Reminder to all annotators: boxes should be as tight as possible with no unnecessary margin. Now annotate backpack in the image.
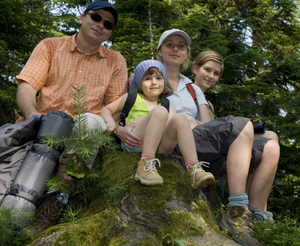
[0,116,41,204]
[118,86,170,126]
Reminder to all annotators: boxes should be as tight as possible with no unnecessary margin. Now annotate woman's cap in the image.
[131,60,168,87]
[84,1,118,26]
[157,29,191,51]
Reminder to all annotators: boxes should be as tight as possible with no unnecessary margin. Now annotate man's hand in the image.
[115,122,142,150]
[26,112,42,120]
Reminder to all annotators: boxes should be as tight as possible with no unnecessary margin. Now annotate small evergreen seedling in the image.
[43,85,117,195]
[43,85,116,180]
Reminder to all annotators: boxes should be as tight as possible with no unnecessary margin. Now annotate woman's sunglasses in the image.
[85,13,114,31]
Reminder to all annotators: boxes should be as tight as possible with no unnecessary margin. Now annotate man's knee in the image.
[77,113,107,131]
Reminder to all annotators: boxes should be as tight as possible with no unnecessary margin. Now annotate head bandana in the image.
[131,60,168,88]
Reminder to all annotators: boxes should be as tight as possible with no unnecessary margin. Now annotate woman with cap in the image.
[156,29,279,246]
[101,60,215,189]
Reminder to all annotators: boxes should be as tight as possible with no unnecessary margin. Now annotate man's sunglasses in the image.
[85,13,114,31]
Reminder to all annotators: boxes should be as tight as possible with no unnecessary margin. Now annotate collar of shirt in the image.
[176,73,191,92]
[69,33,108,58]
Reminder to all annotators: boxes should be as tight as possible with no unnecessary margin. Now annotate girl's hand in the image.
[106,122,117,132]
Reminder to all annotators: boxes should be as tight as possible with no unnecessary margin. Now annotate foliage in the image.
[0,86,19,125]
[42,85,117,180]
[0,207,34,246]
[254,216,300,246]
[0,0,54,89]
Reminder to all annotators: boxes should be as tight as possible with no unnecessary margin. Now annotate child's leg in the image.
[133,106,168,154]
[157,113,215,189]
[132,106,169,186]
[157,113,197,163]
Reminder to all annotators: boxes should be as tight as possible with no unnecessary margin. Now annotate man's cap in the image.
[84,1,118,26]
[131,60,168,88]
[157,28,191,51]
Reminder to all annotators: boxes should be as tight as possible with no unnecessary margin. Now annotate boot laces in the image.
[192,161,210,174]
[144,158,161,173]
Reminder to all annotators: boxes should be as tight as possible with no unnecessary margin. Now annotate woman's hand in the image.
[115,122,142,149]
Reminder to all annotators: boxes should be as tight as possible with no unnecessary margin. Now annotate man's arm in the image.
[16,82,41,120]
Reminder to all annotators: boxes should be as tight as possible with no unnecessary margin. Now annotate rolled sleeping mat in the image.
[0,110,74,226]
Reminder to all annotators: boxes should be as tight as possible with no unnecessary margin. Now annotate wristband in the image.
[190,119,198,126]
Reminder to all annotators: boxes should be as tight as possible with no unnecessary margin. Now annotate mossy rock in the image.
[29,151,239,246]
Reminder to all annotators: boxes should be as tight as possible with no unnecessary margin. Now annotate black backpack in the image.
[118,86,170,126]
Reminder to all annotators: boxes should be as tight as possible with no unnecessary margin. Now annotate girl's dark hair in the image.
[136,67,174,97]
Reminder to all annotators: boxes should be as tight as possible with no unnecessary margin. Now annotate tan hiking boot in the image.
[219,206,262,246]
[187,161,215,189]
[135,157,163,186]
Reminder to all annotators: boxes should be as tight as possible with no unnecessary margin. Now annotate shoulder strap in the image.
[186,83,196,101]
[186,83,200,121]
[118,86,138,126]
[118,87,170,126]
[160,97,170,112]
[208,103,218,119]
[0,140,34,158]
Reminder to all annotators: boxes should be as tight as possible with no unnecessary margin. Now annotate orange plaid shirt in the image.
[16,34,128,122]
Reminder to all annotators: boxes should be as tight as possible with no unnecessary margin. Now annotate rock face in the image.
[30,152,239,246]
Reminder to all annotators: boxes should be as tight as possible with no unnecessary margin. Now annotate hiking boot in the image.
[219,206,262,246]
[29,194,65,235]
[187,161,215,189]
[135,157,163,186]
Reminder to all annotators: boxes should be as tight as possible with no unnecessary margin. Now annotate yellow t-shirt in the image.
[125,93,161,125]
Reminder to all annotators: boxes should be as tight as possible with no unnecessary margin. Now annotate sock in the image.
[228,193,249,209]
[185,160,198,167]
[264,211,274,221]
[250,209,273,221]
[250,209,267,220]
[141,154,155,159]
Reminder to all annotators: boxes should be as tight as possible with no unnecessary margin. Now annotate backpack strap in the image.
[118,86,139,126]
[118,86,170,126]
[160,96,170,112]
[208,103,218,119]
[0,140,34,158]
[186,83,200,121]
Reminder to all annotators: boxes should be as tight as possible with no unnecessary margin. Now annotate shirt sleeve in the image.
[16,39,51,91]
[193,84,208,106]
[103,53,128,105]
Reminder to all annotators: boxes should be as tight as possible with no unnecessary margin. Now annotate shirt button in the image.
[79,70,81,73]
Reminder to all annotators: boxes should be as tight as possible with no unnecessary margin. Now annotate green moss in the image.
[193,200,227,236]
[137,234,162,246]
[52,209,131,246]
[34,151,219,245]
[138,210,204,245]
[92,152,192,213]
[166,210,204,238]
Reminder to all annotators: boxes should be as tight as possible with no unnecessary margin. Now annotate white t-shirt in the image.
[167,73,208,120]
